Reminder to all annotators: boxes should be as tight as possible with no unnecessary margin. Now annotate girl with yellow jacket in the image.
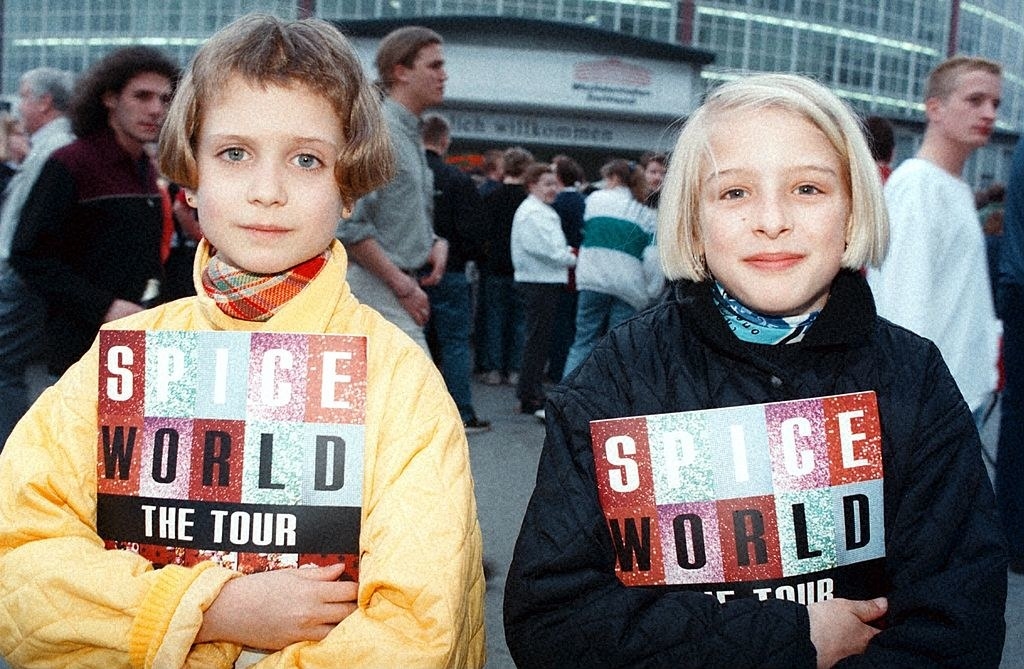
[0,14,485,668]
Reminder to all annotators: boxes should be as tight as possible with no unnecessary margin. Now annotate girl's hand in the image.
[808,597,887,668]
[196,563,357,650]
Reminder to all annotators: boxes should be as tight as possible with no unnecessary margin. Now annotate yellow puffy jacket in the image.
[0,240,486,668]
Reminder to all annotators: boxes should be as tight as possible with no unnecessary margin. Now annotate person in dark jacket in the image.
[504,73,1006,668]
[478,146,532,386]
[10,46,178,379]
[547,154,586,383]
[421,112,491,433]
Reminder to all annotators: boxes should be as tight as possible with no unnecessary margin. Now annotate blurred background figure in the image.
[421,112,491,433]
[472,147,508,376]
[0,113,27,194]
[158,182,202,303]
[479,146,532,387]
[478,148,505,199]
[9,47,178,384]
[863,115,895,183]
[335,26,449,352]
[0,66,75,449]
[548,154,586,383]
[977,182,1006,303]
[562,158,662,378]
[640,150,668,208]
[998,136,1024,574]
[510,162,575,419]
[867,56,1003,420]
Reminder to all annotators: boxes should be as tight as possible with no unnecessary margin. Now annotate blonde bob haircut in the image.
[658,73,888,282]
[159,13,394,209]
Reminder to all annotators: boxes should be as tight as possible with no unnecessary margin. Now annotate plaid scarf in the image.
[202,251,329,321]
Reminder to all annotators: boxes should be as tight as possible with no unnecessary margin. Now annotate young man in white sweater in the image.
[867,55,1003,418]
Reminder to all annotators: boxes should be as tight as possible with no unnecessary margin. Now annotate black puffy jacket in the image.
[504,270,1006,668]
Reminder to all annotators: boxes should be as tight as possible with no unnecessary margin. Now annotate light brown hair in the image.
[502,147,535,179]
[523,162,553,187]
[374,26,443,92]
[601,158,647,203]
[421,112,450,147]
[159,13,394,208]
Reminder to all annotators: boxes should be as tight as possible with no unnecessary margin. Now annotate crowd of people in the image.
[464,148,667,422]
[0,11,1017,669]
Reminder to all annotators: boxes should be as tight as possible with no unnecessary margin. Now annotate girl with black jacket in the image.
[504,73,1007,668]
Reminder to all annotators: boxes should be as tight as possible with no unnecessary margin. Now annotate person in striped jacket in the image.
[562,158,664,378]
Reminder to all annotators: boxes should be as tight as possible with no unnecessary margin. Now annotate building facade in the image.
[1,0,1021,184]
[686,0,1023,186]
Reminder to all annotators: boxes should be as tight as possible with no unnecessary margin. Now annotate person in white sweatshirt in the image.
[867,55,1003,418]
[511,162,576,419]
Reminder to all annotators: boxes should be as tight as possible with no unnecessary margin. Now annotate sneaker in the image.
[532,408,546,422]
[463,416,492,434]
[506,371,520,386]
[480,370,502,386]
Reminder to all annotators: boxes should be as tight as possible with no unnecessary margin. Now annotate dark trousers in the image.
[997,282,1024,562]
[425,270,476,422]
[481,274,524,374]
[546,289,577,383]
[516,282,563,406]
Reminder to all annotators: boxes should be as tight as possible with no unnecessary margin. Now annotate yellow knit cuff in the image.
[128,561,219,669]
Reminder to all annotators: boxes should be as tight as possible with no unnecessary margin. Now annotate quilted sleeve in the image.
[251,338,486,669]
[0,348,240,669]
[835,344,1006,668]
[503,389,818,669]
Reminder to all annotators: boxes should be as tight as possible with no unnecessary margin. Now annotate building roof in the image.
[333,16,716,66]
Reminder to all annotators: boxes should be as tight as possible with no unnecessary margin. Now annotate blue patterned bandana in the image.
[712,281,820,345]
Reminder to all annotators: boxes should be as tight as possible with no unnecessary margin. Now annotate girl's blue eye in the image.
[796,184,822,195]
[295,154,322,169]
[224,148,246,161]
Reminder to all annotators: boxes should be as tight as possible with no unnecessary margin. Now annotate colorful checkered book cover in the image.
[589,391,887,604]
[96,330,366,577]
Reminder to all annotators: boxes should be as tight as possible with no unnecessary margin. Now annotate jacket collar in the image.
[383,97,421,140]
[192,239,355,333]
[673,269,876,354]
[31,116,71,144]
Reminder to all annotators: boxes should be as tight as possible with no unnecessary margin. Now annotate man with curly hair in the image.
[9,47,178,382]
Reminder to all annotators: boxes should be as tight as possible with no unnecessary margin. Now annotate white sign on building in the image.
[349,23,709,154]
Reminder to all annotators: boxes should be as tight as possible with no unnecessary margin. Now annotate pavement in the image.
[465,379,1024,668]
